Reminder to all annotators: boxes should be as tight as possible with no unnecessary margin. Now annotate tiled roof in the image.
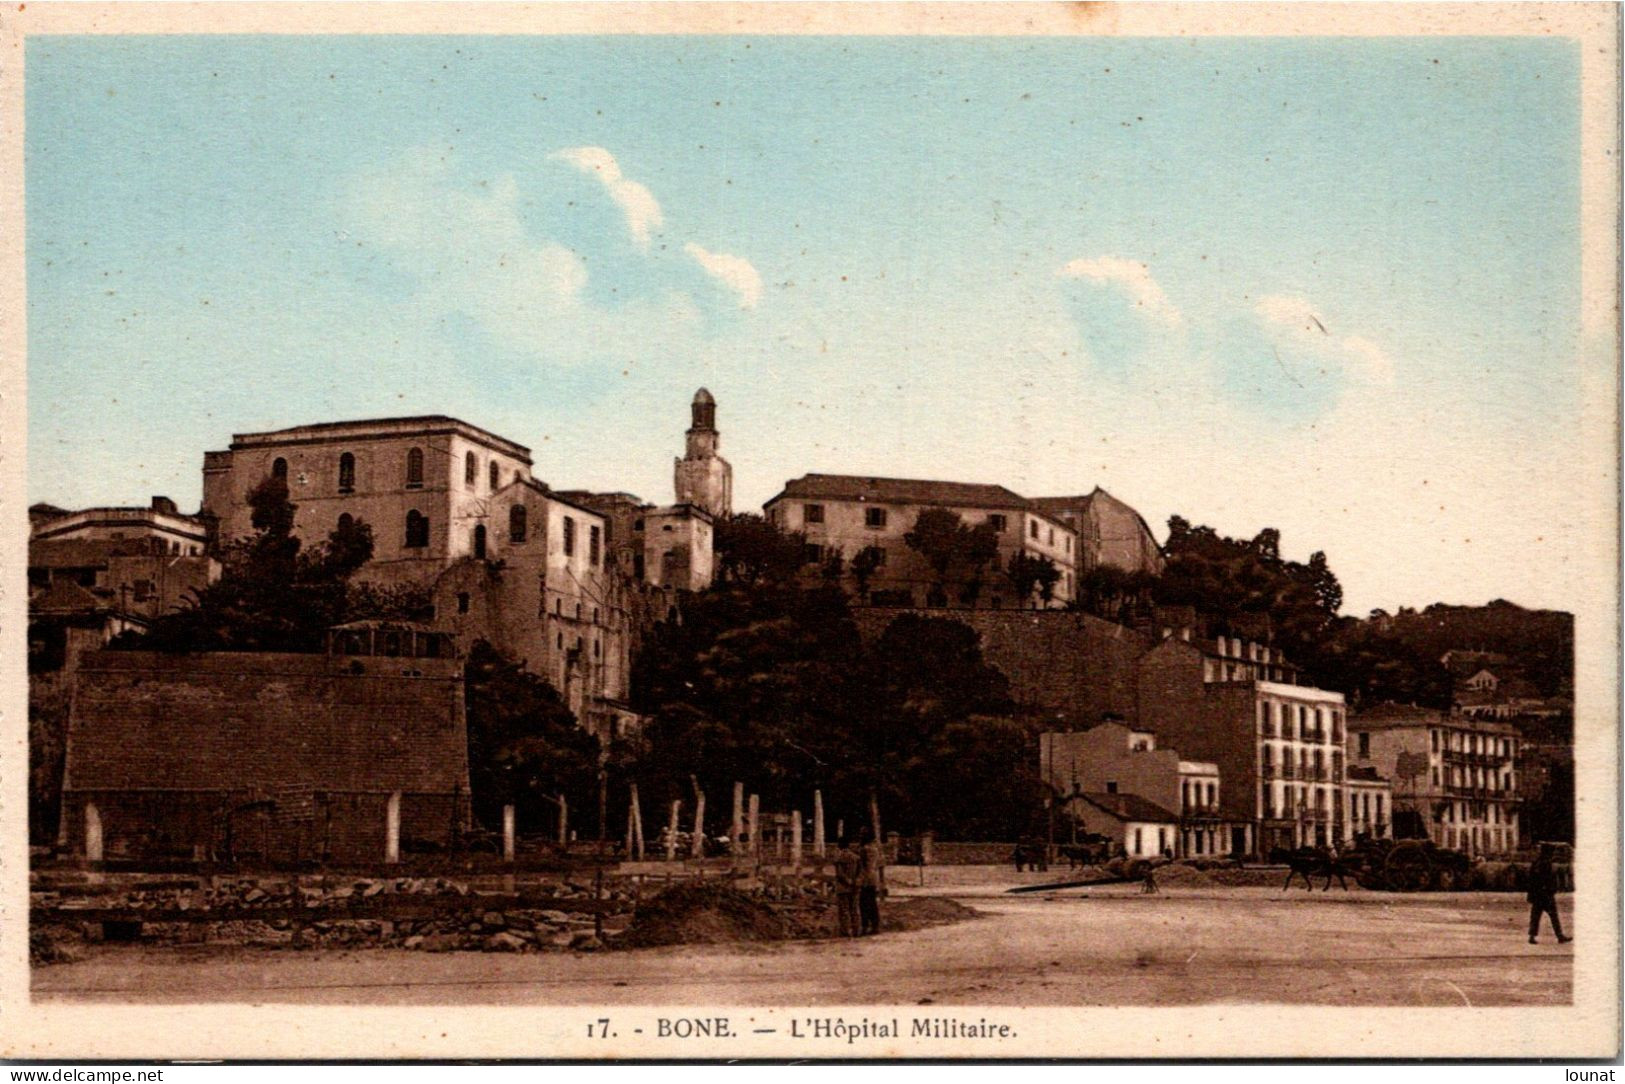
[1078,791,1179,824]
[64,651,468,795]
[29,538,152,569]
[768,473,1043,514]
[31,578,105,615]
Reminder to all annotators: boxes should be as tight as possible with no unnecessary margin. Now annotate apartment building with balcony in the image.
[1135,627,1349,857]
[1348,703,1520,856]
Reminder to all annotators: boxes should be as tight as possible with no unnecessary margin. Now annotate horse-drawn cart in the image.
[1351,838,1473,892]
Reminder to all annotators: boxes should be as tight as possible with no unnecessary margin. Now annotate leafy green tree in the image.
[464,640,602,834]
[112,473,389,653]
[1006,552,1060,608]
[1154,517,1343,668]
[850,545,884,596]
[714,513,806,587]
[628,588,1039,840]
[903,507,999,606]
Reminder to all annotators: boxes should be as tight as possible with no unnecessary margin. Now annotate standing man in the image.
[858,826,886,936]
[1527,842,1572,945]
[832,836,862,938]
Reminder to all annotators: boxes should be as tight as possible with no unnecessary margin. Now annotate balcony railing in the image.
[1279,763,1296,780]
[1260,722,1277,738]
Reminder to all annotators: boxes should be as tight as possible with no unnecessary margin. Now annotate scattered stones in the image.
[484,931,529,952]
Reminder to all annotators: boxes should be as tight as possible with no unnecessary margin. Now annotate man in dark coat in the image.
[858,827,886,936]
[1527,842,1572,945]
[832,836,862,937]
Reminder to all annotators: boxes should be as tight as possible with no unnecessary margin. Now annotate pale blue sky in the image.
[27,35,1582,613]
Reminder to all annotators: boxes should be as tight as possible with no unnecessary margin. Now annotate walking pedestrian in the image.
[1527,842,1572,945]
[858,826,886,935]
[832,835,862,938]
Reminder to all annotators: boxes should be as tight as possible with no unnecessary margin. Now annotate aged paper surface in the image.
[2,1,1618,1060]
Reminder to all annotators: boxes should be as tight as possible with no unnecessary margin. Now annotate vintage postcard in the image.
[3,1,1619,1062]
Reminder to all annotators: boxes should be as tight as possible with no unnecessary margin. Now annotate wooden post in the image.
[747,793,760,864]
[628,782,646,861]
[869,791,882,846]
[625,789,636,856]
[791,810,803,868]
[385,791,401,864]
[84,803,103,863]
[666,799,681,862]
[502,804,515,862]
[731,782,744,847]
[557,793,568,849]
[691,777,707,859]
[813,790,826,857]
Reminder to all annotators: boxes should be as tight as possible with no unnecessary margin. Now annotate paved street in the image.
[34,887,1572,1006]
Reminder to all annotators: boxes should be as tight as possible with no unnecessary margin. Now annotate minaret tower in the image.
[674,387,733,519]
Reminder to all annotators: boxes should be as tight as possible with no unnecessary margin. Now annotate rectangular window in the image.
[803,503,825,525]
[132,579,154,602]
[563,516,576,557]
[1029,519,1039,539]
[1358,732,1370,757]
[802,543,824,565]
[589,525,601,565]
[987,513,1007,532]
[865,507,888,529]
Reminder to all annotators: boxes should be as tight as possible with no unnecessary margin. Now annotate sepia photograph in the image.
[4,1,1619,1062]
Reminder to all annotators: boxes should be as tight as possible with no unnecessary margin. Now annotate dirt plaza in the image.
[34,879,1572,1008]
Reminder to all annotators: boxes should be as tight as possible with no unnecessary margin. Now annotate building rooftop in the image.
[29,538,159,568]
[222,415,533,464]
[1077,792,1180,824]
[1350,702,1518,734]
[767,473,1070,523]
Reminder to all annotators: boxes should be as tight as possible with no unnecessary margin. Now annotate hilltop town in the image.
[28,389,1574,870]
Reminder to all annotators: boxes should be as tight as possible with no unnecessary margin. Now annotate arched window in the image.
[509,504,527,543]
[272,457,288,481]
[472,524,487,560]
[406,448,424,488]
[464,451,476,487]
[489,461,500,491]
[338,452,355,493]
[404,510,429,548]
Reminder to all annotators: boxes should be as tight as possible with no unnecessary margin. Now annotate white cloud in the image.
[552,146,664,249]
[1057,256,1182,326]
[684,242,763,309]
[1254,294,1395,384]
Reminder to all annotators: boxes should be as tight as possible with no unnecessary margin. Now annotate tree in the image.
[464,640,602,834]
[850,545,884,596]
[714,513,805,587]
[1154,517,1344,670]
[1006,552,1060,608]
[112,473,388,654]
[903,507,999,606]
[628,584,1038,840]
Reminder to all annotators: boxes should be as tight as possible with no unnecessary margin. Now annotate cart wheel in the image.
[1385,846,1432,892]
